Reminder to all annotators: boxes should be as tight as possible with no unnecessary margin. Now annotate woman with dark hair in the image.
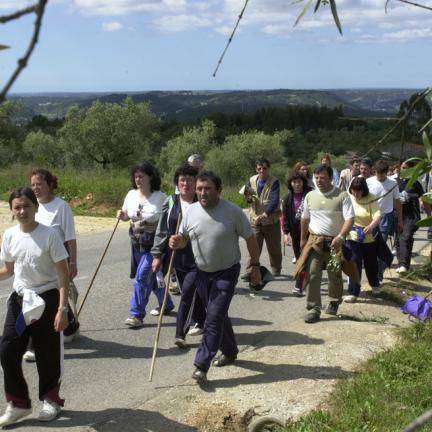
[0,188,69,426]
[345,177,381,302]
[151,164,206,347]
[117,162,174,328]
[282,172,312,296]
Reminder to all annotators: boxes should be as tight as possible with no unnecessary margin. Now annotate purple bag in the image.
[401,293,432,321]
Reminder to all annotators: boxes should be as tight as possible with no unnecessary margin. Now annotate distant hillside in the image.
[9,88,423,122]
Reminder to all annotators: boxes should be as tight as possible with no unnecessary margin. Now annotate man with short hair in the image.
[243,158,282,277]
[187,154,204,173]
[359,158,373,179]
[297,165,355,324]
[170,171,261,383]
[367,160,403,283]
[339,157,360,191]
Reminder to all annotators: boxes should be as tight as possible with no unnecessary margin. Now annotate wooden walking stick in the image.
[77,217,120,318]
[149,214,182,382]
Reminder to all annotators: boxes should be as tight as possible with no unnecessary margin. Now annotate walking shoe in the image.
[396,265,408,273]
[23,349,36,362]
[64,329,80,344]
[292,287,304,297]
[343,295,358,303]
[304,310,320,324]
[0,402,31,427]
[124,316,144,328]
[187,323,204,336]
[325,302,339,316]
[371,286,382,296]
[150,306,174,316]
[192,368,207,384]
[174,338,187,349]
[240,272,250,281]
[38,399,61,422]
[213,354,237,367]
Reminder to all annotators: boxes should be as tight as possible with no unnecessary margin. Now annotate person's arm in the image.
[364,206,381,235]
[245,234,261,286]
[169,234,188,250]
[0,262,14,281]
[151,199,170,272]
[66,239,77,280]
[54,259,70,332]
[331,217,354,251]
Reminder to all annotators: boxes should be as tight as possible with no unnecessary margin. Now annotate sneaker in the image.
[23,349,36,363]
[343,295,358,303]
[187,323,204,336]
[292,287,304,297]
[174,338,187,349]
[0,402,31,427]
[325,302,339,316]
[396,265,408,273]
[150,306,174,316]
[371,286,382,296]
[304,310,320,324]
[292,257,297,264]
[124,316,144,328]
[38,399,61,422]
[213,354,237,367]
[64,329,80,344]
[192,368,207,384]
[240,272,250,281]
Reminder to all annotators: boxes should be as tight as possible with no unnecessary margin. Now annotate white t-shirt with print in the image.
[36,196,76,243]
[122,190,167,223]
[0,224,69,295]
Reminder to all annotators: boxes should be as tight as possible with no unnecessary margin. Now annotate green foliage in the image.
[158,119,217,181]
[60,97,161,168]
[281,322,432,431]
[22,131,63,166]
[205,129,291,187]
[0,102,24,167]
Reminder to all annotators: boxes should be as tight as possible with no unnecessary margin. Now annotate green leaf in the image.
[422,131,432,160]
[422,193,432,205]
[416,217,432,228]
[405,160,430,190]
[329,0,343,35]
[0,44,10,51]
[294,0,314,28]
[399,166,417,179]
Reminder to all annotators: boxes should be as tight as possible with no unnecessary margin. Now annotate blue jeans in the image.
[378,211,394,280]
[130,250,174,320]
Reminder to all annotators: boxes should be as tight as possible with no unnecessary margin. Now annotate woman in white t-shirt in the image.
[0,188,69,427]
[117,162,174,328]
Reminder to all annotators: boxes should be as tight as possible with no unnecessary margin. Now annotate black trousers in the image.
[396,217,418,269]
[0,289,64,409]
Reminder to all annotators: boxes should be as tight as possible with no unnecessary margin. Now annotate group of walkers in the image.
[0,152,428,427]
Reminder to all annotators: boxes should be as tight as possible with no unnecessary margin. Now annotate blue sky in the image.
[1,0,432,93]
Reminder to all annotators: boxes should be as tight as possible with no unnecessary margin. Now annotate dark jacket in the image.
[398,178,424,221]
[282,186,313,239]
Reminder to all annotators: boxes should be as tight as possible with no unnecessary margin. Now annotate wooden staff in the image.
[149,214,182,382]
[77,218,120,318]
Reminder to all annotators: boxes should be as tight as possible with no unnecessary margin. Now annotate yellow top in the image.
[346,194,380,243]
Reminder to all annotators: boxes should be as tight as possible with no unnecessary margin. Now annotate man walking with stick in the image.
[170,171,261,384]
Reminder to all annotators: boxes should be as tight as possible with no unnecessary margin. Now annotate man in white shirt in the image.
[367,160,403,282]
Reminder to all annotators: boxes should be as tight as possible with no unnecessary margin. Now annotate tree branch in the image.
[0,4,38,24]
[0,0,48,104]
[396,0,432,11]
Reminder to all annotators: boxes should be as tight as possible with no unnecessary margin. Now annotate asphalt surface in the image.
[0,226,429,431]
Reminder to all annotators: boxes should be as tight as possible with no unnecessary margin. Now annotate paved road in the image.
[0,226,428,431]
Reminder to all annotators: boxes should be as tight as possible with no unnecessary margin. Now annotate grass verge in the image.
[275,322,432,432]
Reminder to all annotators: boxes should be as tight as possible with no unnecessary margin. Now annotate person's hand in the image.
[169,234,184,249]
[117,209,127,221]
[363,225,373,235]
[255,213,267,225]
[284,234,292,246]
[250,266,261,286]
[152,257,163,273]
[399,190,409,203]
[54,309,68,332]
[69,262,77,280]
[330,235,343,252]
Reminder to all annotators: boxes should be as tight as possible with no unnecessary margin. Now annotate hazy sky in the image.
[1,0,432,93]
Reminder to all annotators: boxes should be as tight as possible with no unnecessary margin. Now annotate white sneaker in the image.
[64,329,80,344]
[0,402,31,427]
[344,295,358,303]
[124,316,144,328]
[38,399,61,422]
[187,323,204,336]
[396,266,408,273]
[23,349,36,362]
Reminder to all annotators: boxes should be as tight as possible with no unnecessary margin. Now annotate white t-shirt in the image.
[366,176,400,214]
[0,224,69,295]
[36,196,76,243]
[122,190,167,223]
